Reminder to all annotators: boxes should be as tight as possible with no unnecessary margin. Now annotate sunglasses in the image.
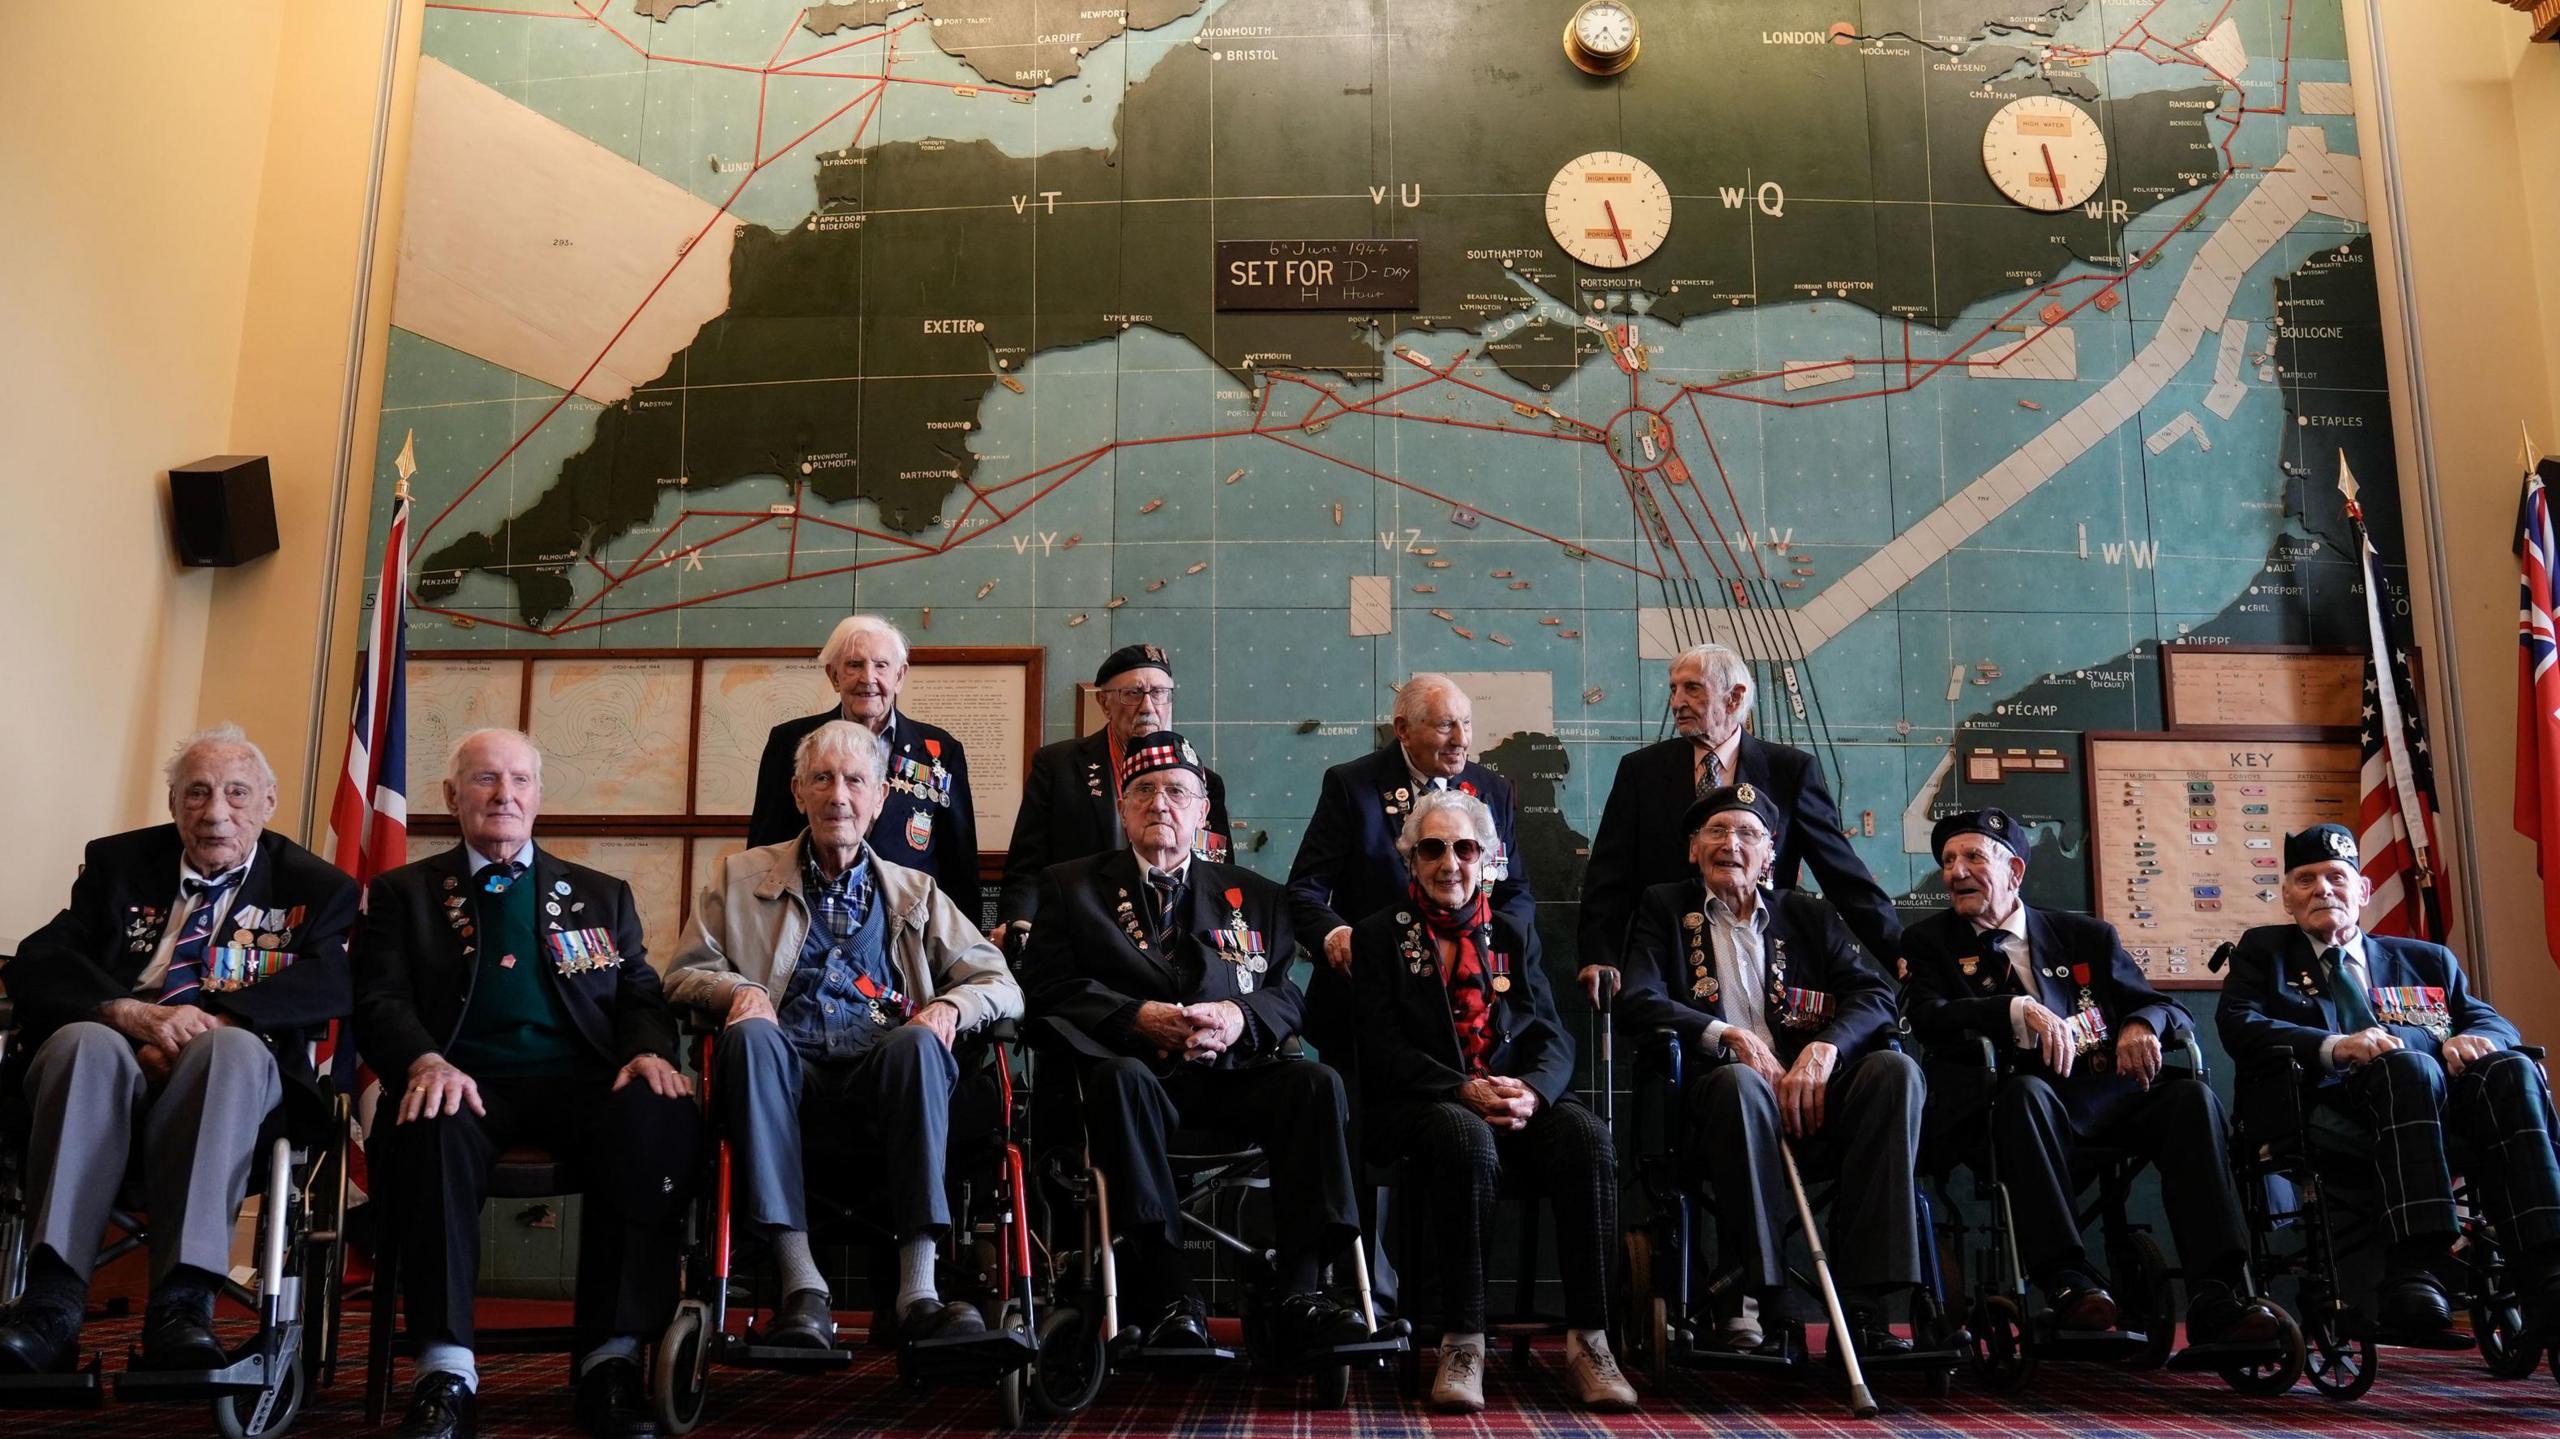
[1413,837,1484,862]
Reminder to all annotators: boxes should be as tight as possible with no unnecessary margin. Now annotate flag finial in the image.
[2335,448,2364,522]
[393,428,418,502]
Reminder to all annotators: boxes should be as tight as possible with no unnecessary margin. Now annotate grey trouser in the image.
[26,1020,282,1287]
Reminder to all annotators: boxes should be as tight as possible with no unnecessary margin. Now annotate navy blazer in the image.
[2217,924,2521,1076]
[1021,849,1304,1074]
[1579,730,1899,974]
[1614,880,1895,1069]
[748,708,982,917]
[353,844,677,1083]
[1901,904,2184,1130]
[1351,906,1574,1109]
[998,730,1232,926]
[1284,745,1534,950]
[9,826,357,1101]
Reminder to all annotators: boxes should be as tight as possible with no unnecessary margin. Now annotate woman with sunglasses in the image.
[1350,789,1634,1414]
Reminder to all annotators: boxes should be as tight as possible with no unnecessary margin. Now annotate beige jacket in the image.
[667,837,1021,1034]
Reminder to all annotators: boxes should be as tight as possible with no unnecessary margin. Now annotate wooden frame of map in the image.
[405,646,1043,895]
[2081,732,2362,990]
[2158,643,2369,739]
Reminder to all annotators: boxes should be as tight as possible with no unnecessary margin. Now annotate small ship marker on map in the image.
[954,86,978,98]
[1488,633,1512,647]
[1185,561,1209,575]
[1781,580,1804,590]
[1106,595,1128,610]
[1582,687,1605,705]
[1413,545,1438,556]
[1452,626,1475,640]
[1064,533,1082,549]
[1139,497,1164,514]
[1508,580,1531,590]
[1558,629,1581,639]
[1146,578,1167,592]
[1429,608,1454,621]
[920,607,932,629]
[1067,613,1089,627]
[1540,616,1561,626]
[1295,720,1321,735]
[1224,469,1245,485]
[1491,569,1514,579]
[998,374,1024,394]
[1512,402,1541,418]
[1332,503,1344,526]
[1413,584,1437,594]
[1424,559,1451,569]
[976,581,997,599]
[2018,400,2044,411]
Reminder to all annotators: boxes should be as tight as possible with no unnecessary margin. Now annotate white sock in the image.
[771,1228,827,1299]
[578,1335,639,1375]
[897,1234,939,1314]
[418,1340,478,1392]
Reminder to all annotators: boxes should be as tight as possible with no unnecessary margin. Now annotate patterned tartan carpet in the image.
[16,1304,2560,1437]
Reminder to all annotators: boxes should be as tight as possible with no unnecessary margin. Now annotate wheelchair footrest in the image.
[1848,1343,1968,1371]
[1671,1329,1806,1371]
[714,1333,857,1370]
[1259,1332,1410,1375]
[900,1327,1037,1386]
[1115,1339,1241,1369]
[2377,1326,2477,1352]
[2026,1323,2151,1361]
[113,1347,280,1399]
[0,1354,107,1408]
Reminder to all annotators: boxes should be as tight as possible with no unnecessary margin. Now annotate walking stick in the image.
[1781,1138,1879,1418]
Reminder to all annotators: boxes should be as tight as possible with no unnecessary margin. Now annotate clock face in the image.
[1981,96,2109,212]
[1574,2,1638,56]
[1545,151,1672,268]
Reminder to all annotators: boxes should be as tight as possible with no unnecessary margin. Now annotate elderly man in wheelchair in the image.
[669,719,1023,1351]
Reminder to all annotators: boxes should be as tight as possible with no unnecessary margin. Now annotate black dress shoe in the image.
[902,1297,989,1342]
[574,1354,660,1439]
[396,1372,477,1439]
[140,1303,227,1370]
[2184,1287,2281,1346]
[1833,1308,1912,1360]
[763,1288,837,1350]
[1270,1292,1367,1357]
[1143,1294,1213,1351]
[0,1303,81,1376]
[2377,1270,2453,1333]
[2042,1275,2119,1332]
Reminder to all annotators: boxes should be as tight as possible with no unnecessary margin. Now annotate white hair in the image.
[164,723,277,795]
[1395,672,1466,726]
[445,727,543,786]
[818,614,910,674]
[1396,787,1499,862]
[1675,643,1755,723]
[794,719,890,786]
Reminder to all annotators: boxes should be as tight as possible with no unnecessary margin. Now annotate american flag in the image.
[328,439,413,889]
[2340,455,2446,941]
[2514,458,2560,964]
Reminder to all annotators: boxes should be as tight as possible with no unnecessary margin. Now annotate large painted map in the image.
[376,0,2407,951]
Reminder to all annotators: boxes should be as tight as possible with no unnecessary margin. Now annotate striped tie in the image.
[1695,745,1721,799]
[158,871,240,1007]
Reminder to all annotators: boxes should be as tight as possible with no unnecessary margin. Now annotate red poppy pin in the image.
[1459,780,1477,796]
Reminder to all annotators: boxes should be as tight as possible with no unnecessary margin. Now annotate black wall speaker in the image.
[169,455,280,568]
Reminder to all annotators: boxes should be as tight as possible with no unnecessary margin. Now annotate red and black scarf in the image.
[1411,879,1497,1074]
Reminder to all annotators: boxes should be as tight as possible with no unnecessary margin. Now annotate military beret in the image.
[2284,823,2359,874]
[1932,807,2030,865]
[1116,729,1206,789]
[1095,643,1172,688]
[1682,782,1780,839]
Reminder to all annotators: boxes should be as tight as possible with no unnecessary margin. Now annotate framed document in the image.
[404,657,525,815]
[2160,644,2368,738]
[2082,732,2362,989]
[524,656,692,816]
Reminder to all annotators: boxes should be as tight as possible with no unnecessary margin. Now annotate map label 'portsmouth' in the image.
[1214,240,1420,311]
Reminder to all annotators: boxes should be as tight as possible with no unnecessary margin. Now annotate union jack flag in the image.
[2341,455,2446,941]
[2515,459,2560,965]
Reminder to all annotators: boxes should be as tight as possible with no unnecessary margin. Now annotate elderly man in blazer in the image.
[1286,673,1534,1057]
[1580,643,1899,997]
[1902,808,2276,1347]
[671,720,1023,1350]
[1616,782,1921,1358]
[356,729,700,1439]
[997,643,1232,941]
[0,726,356,1376]
[1021,730,1369,1370]
[2219,823,2560,1334]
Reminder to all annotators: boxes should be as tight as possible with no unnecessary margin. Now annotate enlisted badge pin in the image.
[2326,829,2357,859]
[443,875,459,892]
[554,880,571,896]
[906,808,934,851]
[1735,783,1757,804]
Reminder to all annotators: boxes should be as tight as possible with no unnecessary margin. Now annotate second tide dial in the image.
[1545,151,1671,269]
[1982,95,2108,212]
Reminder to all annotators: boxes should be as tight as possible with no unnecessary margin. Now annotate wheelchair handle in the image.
[2207,940,2236,975]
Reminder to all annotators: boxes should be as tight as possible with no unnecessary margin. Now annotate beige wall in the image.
[2346,1,2560,1040]
[0,1,412,951]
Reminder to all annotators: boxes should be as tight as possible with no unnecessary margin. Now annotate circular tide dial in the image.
[1565,1,1641,76]
[1545,152,1671,269]
[1982,96,2108,212]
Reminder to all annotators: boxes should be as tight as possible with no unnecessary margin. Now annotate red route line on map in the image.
[413,4,2302,636]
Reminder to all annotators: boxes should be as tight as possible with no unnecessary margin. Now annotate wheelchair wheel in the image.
[1621,1230,1668,1389]
[1909,1282,1954,1398]
[2113,1232,2174,1372]
[2219,1306,2305,1397]
[993,1302,1028,1429]
[212,1346,304,1439]
[652,1301,711,1435]
[1030,1305,1107,1418]
[2476,1301,2544,1380]
[2305,1305,2377,1401]
[1969,1295,2034,1391]
[1312,1359,1352,1409]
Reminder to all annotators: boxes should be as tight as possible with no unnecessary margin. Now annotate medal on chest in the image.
[1382,784,1412,823]
[545,923,623,977]
[2372,984,2453,1039]
[1684,911,1717,1004]
[125,903,168,956]
[1398,913,1430,976]
[1113,888,1150,952]
[1214,886,1267,993]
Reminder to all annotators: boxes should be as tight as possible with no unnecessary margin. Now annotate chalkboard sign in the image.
[1214,239,1420,310]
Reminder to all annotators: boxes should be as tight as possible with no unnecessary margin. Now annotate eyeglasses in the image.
[1412,837,1483,862]
[1106,685,1177,703]
[1700,823,1771,845]
[1126,779,1204,805]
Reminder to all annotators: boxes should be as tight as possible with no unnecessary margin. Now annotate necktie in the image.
[1146,871,1182,941]
[1981,929,2025,994]
[482,859,526,895]
[1695,744,1721,799]
[159,871,241,1007]
[2323,946,2380,1032]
